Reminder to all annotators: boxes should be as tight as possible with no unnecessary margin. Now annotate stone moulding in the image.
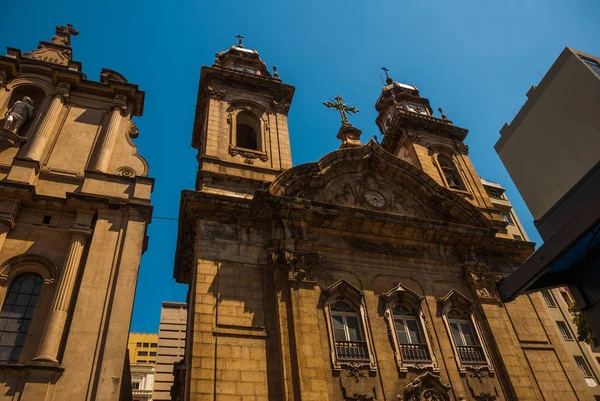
[402,371,452,401]
[228,144,268,163]
[0,128,27,147]
[0,254,58,284]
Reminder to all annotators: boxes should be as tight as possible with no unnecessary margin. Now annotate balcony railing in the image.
[457,345,486,363]
[399,343,431,362]
[132,389,152,398]
[335,340,370,362]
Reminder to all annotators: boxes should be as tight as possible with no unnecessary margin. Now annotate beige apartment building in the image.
[154,302,187,401]
[173,41,594,401]
[480,178,529,242]
[495,48,600,339]
[0,25,153,400]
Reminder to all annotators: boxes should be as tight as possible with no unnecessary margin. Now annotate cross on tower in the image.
[52,24,79,46]
[323,95,359,125]
[235,34,244,47]
[381,66,393,84]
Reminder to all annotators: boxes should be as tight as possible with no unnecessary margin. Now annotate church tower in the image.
[192,39,295,197]
[374,73,511,237]
[0,26,152,400]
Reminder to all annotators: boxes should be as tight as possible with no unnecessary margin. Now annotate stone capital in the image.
[268,248,321,282]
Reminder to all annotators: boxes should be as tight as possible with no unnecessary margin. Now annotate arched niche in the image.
[1,84,47,139]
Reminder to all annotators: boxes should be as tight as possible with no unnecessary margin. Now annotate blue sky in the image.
[2,1,599,333]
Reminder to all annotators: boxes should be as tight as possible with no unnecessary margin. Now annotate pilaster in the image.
[90,96,127,173]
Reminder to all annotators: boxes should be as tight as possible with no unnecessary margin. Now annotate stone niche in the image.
[1,85,46,139]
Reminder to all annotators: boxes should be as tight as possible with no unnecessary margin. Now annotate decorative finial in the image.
[273,65,279,78]
[438,107,448,120]
[381,66,393,85]
[52,24,79,47]
[235,34,244,47]
[323,95,359,125]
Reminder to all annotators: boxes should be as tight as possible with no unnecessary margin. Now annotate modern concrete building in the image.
[495,47,600,338]
[129,333,159,364]
[153,302,187,401]
[0,25,153,400]
[173,40,594,401]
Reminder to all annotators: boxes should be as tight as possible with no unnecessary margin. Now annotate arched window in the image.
[437,154,465,190]
[392,304,430,362]
[330,300,368,362]
[235,112,260,150]
[446,308,486,364]
[0,273,43,362]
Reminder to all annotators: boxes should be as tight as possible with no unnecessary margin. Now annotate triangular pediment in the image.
[23,47,71,66]
[269,141,491,228]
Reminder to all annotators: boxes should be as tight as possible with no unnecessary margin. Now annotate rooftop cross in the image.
[323,95,359,125]
[52,24,79,46]
[381,66,393,84]
[235,34,244,47]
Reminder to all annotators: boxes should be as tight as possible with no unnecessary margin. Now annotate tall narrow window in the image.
[560,290,574,308]
[236,112,259,150]
[438,155,465,190]
[574,356,597,387]
[542,290,556,307]
[392,304,431,362]
[557,321,573,341]
[0,273,44,362]
[330,301,369,362]
[447,309,486,364]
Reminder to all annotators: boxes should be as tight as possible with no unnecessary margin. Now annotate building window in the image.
[542,290,556,307]
[392,304,431,362]
[330,301,369,362]
[501,212,514,225]
[0,273,44,363]
[136,342,142,346]
[439,290,492,372]
[557,321,573,341]
[487,188,504,199]
[574,356,597,386]
[513,235,523,241]
[560,290,574,308]
[580,56,600,76]
[137,360,147,363]
[143,342,149,347]
[150,343,157,347]
[322,279,377,372]
[235,111,260,150]
[438,154,465,190]
[138,351,148,356]
[149,351,157,356]
[132,382,140,390]
[447,309,487,364]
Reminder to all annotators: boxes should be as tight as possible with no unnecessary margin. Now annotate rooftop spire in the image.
[235,34,244,48]
[52,24,79,47]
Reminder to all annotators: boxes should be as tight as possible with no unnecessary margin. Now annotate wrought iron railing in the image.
[457,345,486,363]
[399,343,431,362]
[335,340,370,362]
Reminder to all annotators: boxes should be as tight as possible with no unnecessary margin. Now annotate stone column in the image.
[91,102,125,173]
[23,92,65,161]
[33,222,91,363]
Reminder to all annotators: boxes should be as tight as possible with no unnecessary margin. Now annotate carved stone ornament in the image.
[346,393,373,401]
[336,123,363,149]
[463,263,507,301]
[345,363,367,382]
[0,71,7,91]
[407,133,422,144]
[207,88,226,99]
[466,367,497,401]
[268,248,321,282]
[403,372,452,401]
[454,141,469,155]
[116,166,136,178]
[128,122,139,138]
[271,99,290,114]
[229,144,268,162]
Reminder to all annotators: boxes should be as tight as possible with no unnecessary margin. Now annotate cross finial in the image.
[235,34,244,47]
[52,24,79,46]
[323,95,359,125]
[381,66,393,85]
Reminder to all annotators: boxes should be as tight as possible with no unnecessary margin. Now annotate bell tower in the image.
[374,70,509,235]
[192,38,295,197]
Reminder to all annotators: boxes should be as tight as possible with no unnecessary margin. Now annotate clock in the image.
[363,190,387,208]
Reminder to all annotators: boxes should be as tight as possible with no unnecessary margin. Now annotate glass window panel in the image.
[28,296,38,307]
[15,294,30,307]
[406,319,422,344]
[460,322,477,346]
[0,346,11,361]
[20,279,35,294]
[4,294,16,305]
[1,332,17,346]
[24,307,36,319]
[450,322,464,346]
[395,319,409,344]
[9,347,21,362]
[4,319,21,332]
[332,315,347,341]
[345,316,362,341]
[15,333,27,347]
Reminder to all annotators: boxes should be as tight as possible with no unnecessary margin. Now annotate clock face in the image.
[363,190,387,208]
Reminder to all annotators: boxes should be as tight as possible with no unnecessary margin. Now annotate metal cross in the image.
[323,95,359,125]
[381,66,390,79]
[235,34,244,46]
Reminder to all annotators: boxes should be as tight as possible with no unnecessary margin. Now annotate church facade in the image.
[0,26,153,400]
[174,43,594,401]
